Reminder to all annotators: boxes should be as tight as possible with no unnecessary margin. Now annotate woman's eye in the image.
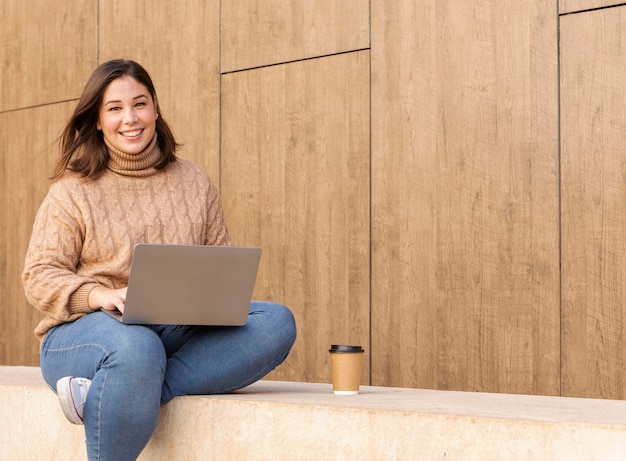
[108,106,121,112]
[135,102,146,108]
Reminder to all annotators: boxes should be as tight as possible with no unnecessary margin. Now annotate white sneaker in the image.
[56,376,92,425]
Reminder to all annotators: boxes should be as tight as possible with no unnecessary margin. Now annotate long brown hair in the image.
[52,59,180,180]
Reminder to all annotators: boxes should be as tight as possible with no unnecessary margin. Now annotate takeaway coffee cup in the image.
[329,345,365,395]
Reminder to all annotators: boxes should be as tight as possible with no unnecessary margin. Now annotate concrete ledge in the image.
[3,366,626,460]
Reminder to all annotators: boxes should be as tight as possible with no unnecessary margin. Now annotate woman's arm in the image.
[204,173,232,247]
[22,181,101,320]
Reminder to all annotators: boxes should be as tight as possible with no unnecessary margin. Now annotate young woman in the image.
[22,59,297,460]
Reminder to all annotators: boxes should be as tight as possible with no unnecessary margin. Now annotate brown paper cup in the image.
[329,345,364,395]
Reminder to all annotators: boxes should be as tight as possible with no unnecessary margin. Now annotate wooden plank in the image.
[0,0,96,111]
[371,0,560,394]
[560,0,622,14]
[99,0,221,180]
[221,52,370,384]
[0,103,75,365]
[560,6,626,399]
[221,0,369,73]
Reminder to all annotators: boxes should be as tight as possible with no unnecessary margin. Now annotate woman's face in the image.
[97,76,158,155]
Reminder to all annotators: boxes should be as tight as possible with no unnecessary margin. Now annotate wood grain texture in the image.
[99,0,221,180]
[221,0,369,73]
[371,0,560,394]
[560,0,622,14]
[560,6,626,399]
[0,102,75,364]
[0,0,96,112]
[221,52,370,384]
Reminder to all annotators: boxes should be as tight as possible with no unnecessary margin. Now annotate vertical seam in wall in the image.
[368,0,373,386]
[556,2,563,397]
[218,0,222,189]
[96,0,100,63]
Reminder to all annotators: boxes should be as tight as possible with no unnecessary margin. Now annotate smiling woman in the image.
[51,59,178,180]
[21,59,297,461]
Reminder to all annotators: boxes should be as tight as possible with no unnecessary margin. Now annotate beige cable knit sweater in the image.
[22,136,231,341]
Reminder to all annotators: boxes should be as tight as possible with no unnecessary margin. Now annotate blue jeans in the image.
[40,301,296,461]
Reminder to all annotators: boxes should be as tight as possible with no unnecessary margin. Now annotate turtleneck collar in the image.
[105,134,161,177]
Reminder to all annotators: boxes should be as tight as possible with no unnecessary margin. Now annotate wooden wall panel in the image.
[99,0,221,179]
[0,0,96,112]
[560,0,621,14]
[561,6,626,399]
[221,0,369,73]
[221,52,370,384]
[0,102,75,365]
[371,0,560,394]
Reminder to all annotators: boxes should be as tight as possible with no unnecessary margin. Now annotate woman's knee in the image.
[40,315,166,386]
[250,301,297,347]
[105,325,167,373]
[276,304,297,343]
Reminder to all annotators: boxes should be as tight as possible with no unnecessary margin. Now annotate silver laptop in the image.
[104,244,261,326]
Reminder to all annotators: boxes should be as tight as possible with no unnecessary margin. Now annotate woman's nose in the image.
[123,109,138,124]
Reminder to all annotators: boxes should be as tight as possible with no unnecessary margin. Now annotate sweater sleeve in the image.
[204,173,232,247]
[22,180,100,321]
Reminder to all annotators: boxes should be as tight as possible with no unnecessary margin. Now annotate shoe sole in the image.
[56,377,84,425]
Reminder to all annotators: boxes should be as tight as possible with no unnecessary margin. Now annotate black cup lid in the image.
[329,344,364,353]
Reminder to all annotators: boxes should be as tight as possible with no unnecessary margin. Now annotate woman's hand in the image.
[89,286,127,313]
